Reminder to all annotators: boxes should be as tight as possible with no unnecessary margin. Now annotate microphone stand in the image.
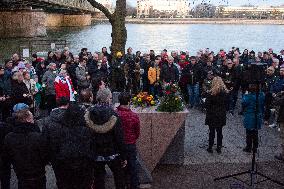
[214,81,284,188]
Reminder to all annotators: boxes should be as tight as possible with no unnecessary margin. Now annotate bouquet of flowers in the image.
[132,92,156,107]
[157,83,185,112]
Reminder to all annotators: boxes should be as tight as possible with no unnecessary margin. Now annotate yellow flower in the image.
[150,95,153,98]
[150,100,155,105]
[133,97,137,101]
[138,98,142,102]
[175,97,179,101]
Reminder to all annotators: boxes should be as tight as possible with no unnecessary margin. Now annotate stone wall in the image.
[0,10,46,38]
[46,14,92,27]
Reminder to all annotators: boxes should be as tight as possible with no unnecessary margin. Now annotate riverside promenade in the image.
[9,103,284,188]
[93,18,284,25]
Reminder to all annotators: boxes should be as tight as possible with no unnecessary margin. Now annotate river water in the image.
[0,23,283,61]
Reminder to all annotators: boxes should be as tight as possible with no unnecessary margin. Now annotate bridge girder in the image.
[0,0,97,13]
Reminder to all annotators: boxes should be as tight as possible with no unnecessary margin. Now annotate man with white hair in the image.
[76,57,90,93]
[87,53,99,79]
[272,58,280,76]
[160,56,179,83]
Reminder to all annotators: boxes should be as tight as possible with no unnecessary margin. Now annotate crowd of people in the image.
[0,46,284,188]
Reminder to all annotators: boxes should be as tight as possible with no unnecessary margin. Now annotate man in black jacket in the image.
[160,56,179,83]
[2,109,48,189]
[182,56,203,108]
[41,103,95,189]
[0,122,12,189]
[85,87,126,189]
[88,53,99,80]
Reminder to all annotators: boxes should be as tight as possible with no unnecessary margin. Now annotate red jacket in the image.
[116,106,140,144]
[54,76,75,101]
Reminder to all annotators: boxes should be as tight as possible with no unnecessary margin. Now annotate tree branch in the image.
[86,0,113,20]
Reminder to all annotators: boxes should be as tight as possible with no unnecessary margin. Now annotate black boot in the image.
[216,147,222,154]
[243,147,251,153]
[207,147,213,153]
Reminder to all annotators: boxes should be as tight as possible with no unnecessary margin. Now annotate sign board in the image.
[51,43,56,50]
[22,49,30,58]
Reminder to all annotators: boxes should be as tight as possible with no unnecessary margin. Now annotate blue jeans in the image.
[149,85,156,97]
[125,144,139,189]
[187,84,200,107]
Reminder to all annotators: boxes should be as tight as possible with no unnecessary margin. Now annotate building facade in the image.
[217,6,284,19]
[137,0,190,18]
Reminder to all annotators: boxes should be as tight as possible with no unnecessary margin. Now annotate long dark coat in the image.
[205,92,228,127]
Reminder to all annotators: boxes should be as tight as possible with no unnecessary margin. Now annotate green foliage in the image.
[157,83,185,112]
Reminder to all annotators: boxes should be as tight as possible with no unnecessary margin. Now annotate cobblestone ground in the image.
[184,107,281,164]
[9,100,284,189]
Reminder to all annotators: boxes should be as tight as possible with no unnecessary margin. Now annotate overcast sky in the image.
[125,0,284,7]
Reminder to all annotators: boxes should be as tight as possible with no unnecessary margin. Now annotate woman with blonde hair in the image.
[205,76,229,154]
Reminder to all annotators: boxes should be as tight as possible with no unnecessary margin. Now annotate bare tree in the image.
[87,0,127,55]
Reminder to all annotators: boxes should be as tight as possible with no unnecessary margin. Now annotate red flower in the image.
[166,91,171,95]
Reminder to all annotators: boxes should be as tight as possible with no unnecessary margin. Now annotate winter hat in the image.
[18,62,25,69]
[13,103,29,112]
[116,52,123,57]
[220,52,226,57]
[36,57,44,62]
[180,55,186,60]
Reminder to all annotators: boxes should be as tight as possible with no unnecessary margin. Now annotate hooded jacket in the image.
[85,105,126,161]
[41,107,95,165]
[242,92,265,130]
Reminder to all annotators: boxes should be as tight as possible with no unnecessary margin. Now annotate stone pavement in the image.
[184,108,282,165]
[8,105,284,189]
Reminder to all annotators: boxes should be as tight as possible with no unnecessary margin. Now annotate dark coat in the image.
[0,122,12,175]
[0,75,11,96]
[87,60,98,79]
[274,93,284,123]
[66,63,78,89]
[242,92,265,130]
[272,76,284,94]
[182,63,203,85]
[2,122,47,179]
[11,80,32,106]
[85,105,126,161]
[41,108,95,164]
[35,64,46,84]
[205,92,228,127]
[278,98,284,123]
[160,64,179,83]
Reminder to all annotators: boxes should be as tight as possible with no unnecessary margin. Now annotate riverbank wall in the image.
[93,18,284,25]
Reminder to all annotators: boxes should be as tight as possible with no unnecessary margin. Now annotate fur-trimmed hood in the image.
[84,105,117,134]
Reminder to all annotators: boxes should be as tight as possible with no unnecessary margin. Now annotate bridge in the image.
[0,0,103,38]
[0,0,95,13]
